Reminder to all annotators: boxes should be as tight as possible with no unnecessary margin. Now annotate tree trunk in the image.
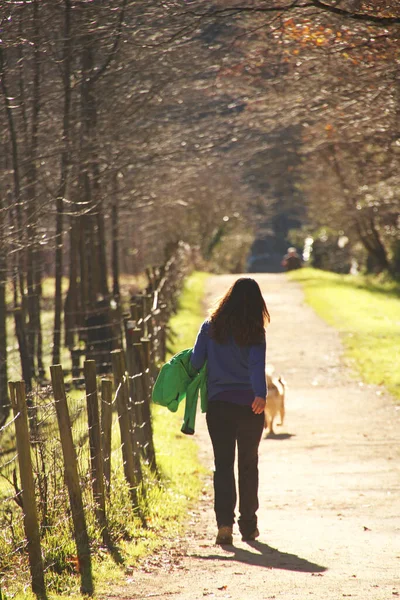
[79,208,91,313]
[111,174,120,299]
[0,198,9,427]
[65,217,80,349]
[53,204,64,365]
[355,216,390,274]
[14,308,33,394]
[0,46,30,383]
[93,163,109,298]
[78,32,107,313]
[53,0,72,366]
[24,0,42,380]
[35,263,45,379]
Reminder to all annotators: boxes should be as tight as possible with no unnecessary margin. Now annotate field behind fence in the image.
[0,244,191,599]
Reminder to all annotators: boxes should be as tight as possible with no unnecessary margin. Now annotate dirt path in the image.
[102,273,400,600]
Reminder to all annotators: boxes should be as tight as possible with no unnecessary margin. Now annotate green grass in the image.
[167,272,210,353]
[289,268,400,402]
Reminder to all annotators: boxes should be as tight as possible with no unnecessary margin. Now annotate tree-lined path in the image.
[103,273,400,600]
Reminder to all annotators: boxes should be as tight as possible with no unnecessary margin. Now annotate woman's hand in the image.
[252,396,266,414]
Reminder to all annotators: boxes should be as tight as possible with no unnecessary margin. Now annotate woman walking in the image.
[191,278,270,545]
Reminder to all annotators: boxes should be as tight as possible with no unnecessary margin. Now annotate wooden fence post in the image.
[141,295,149,338]
[84,360,109,545]
[158,303,168,362]
[101,378,113,496]
[9,381,46,600]
[133,341,157,474]
[130,303,139,323]
[71,347,81,383]
[50,365,93,596]
[135,298,145,339]
[125,323,146,449]
[111,350,144,516]
[13,310,32,393]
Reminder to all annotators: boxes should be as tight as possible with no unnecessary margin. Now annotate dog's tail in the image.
[278,377,286,426]
[278,376,286,397]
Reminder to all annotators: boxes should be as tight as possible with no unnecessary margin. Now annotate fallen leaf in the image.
[67,556,80,573]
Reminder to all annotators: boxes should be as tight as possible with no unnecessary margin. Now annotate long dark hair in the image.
[209,278,270,346]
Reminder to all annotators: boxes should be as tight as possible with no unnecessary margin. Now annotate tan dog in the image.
[264,373,286,434]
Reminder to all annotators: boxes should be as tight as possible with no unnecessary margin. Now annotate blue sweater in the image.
[190,320,267,401]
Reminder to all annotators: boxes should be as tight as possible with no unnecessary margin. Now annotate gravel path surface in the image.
[102,273,400,600]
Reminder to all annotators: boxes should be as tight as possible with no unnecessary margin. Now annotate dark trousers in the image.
[206,400,264,535]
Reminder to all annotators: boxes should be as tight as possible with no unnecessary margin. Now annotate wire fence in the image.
[0,242,191,599]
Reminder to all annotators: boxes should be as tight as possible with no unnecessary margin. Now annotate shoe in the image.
[215,525,233,545]
[241,527,260,541]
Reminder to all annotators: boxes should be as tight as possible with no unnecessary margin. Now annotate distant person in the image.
[191,278,270,545]
[282,247,302,271]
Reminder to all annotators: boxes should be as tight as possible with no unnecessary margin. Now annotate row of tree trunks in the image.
[53,0,73,366]
[1,4,46,392]
[0,193,8,427]
[25,0,44,381]
[64,13,110,356]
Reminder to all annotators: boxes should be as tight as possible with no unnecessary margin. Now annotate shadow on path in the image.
[264,432,296,441]
[192,540,327,573]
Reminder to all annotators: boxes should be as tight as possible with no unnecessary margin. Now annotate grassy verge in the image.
[289,267,400,403]
[3,271,209,600]
[167,271,210,353]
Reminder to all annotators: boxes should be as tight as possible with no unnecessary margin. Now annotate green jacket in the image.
[152,348,207,435]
